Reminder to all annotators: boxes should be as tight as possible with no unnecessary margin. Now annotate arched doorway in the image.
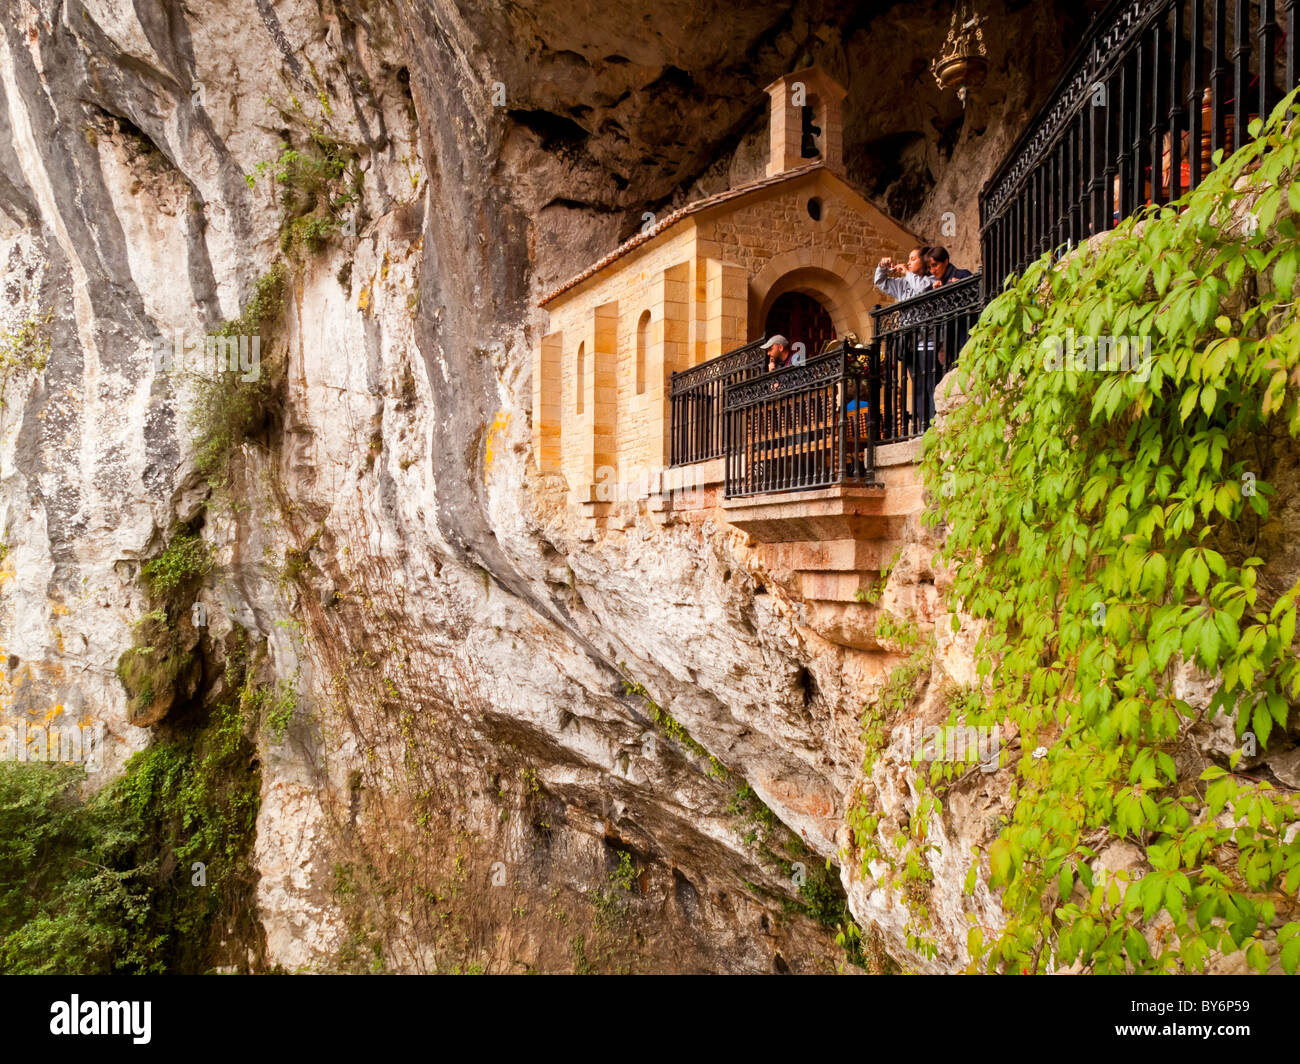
[764,291,835,360]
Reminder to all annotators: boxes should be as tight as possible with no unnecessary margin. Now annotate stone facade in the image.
[535,169,918,512]
[534,67,921,514]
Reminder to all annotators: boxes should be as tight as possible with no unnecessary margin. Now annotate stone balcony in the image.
[644,438,928,652]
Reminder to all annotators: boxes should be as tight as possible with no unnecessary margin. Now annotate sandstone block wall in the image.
[535,170,918,513]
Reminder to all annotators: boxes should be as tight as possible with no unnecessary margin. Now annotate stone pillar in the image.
[704,259,749,359]
[534,331,563,473]
[591,301,619,490]
[766,81,805,177]
[648,263,690,470]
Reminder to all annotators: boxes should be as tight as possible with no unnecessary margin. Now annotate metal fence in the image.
[868,274,983,444]
[722,343,874,498]
[668,337,768,466]
[981,0,1300,290]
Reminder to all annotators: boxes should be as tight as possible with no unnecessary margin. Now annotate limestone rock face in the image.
[0,0,1124,973]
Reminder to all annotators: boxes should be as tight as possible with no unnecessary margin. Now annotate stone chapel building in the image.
[532,66,921,509]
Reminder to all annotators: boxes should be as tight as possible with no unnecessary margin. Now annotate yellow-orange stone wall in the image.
[534,170,918,506]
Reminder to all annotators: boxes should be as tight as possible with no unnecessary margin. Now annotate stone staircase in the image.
[719,439,926,652]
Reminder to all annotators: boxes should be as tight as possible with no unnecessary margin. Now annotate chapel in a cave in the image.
[531,66,922,509]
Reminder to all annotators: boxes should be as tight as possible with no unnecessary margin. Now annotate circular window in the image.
[806,197,823,222]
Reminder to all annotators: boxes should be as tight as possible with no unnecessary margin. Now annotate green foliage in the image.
[141,531,213,598]
[211,264,286,341]
[117,528,211,725]
[0,647,261,973]
[729,780,866,967]
[0,311,52,406]
[569,933,598,974]
[728,779,781,848]
[0,764,158,973]
[874,611,920,649]
[924,91,1300,974]
[111,671,261,970]
[619,668,729,779]
[188,365,271,481]
[249,123,361,257]
[189,265,285,484]
[115,618,196,725]
[854,550,899,605]
[263,669,300,744]
[608,850,640,893]
[863,637,935,764]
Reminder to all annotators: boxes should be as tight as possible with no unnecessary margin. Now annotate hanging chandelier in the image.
[931,2,988,106]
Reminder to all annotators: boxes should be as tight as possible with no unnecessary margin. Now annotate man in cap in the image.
[762,334,799,372]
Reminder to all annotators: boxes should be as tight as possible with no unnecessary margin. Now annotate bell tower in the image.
[764,66,847,178]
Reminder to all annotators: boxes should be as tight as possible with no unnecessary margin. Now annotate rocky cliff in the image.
[0,0,1100,972]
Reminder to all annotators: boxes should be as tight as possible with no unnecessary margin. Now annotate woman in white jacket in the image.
[873,246,936,302]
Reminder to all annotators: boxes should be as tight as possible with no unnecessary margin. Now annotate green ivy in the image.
[0,310,52,406]
[182,263,288,492]
[0,645,261,973]
[923,91,1300,974]
[141,531,213,598]
[874,611,920,649]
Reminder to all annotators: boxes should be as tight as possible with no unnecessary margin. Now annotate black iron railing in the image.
[981,0,1300,290]
[664,0,1300,499]
[723,343,875,498]
[868,274,983,444]
[669,337,769,466]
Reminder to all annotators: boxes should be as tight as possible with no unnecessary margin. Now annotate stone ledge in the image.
[875,437,924,467]
[721,482,913,542]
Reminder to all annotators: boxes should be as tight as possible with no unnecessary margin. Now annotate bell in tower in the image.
[800,106,822,159]
[764,66,846,178]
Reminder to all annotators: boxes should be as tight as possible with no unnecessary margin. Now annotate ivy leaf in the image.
[1199,617,1221,667]
[1183,936,1209,972]
[1281,924,1300,976]
[1191,554,1210,596]
[1154,257,1173,295]
[990,838,1012,885]
[1195,895,1218,930]
[1192,284,1217,327]
[1253,701,1273,748]
[1276,249,1298,296]
[1125,927,1151,966]
[1140,872,1165,921]
[1156,751,1177,783]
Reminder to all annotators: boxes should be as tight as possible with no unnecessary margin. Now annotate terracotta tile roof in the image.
[537,162,827,306]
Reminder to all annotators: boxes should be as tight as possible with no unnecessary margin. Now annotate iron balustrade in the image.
[868,274,983,444]
[980,0,1300,292]
[669,336,769,466]
[665,0,1300,497]
[722,343,875,498]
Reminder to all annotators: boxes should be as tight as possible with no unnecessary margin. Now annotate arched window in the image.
[636,310,650,395]
[576,342,585,415]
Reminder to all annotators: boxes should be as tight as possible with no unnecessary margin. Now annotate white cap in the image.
[761,335,789,349]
